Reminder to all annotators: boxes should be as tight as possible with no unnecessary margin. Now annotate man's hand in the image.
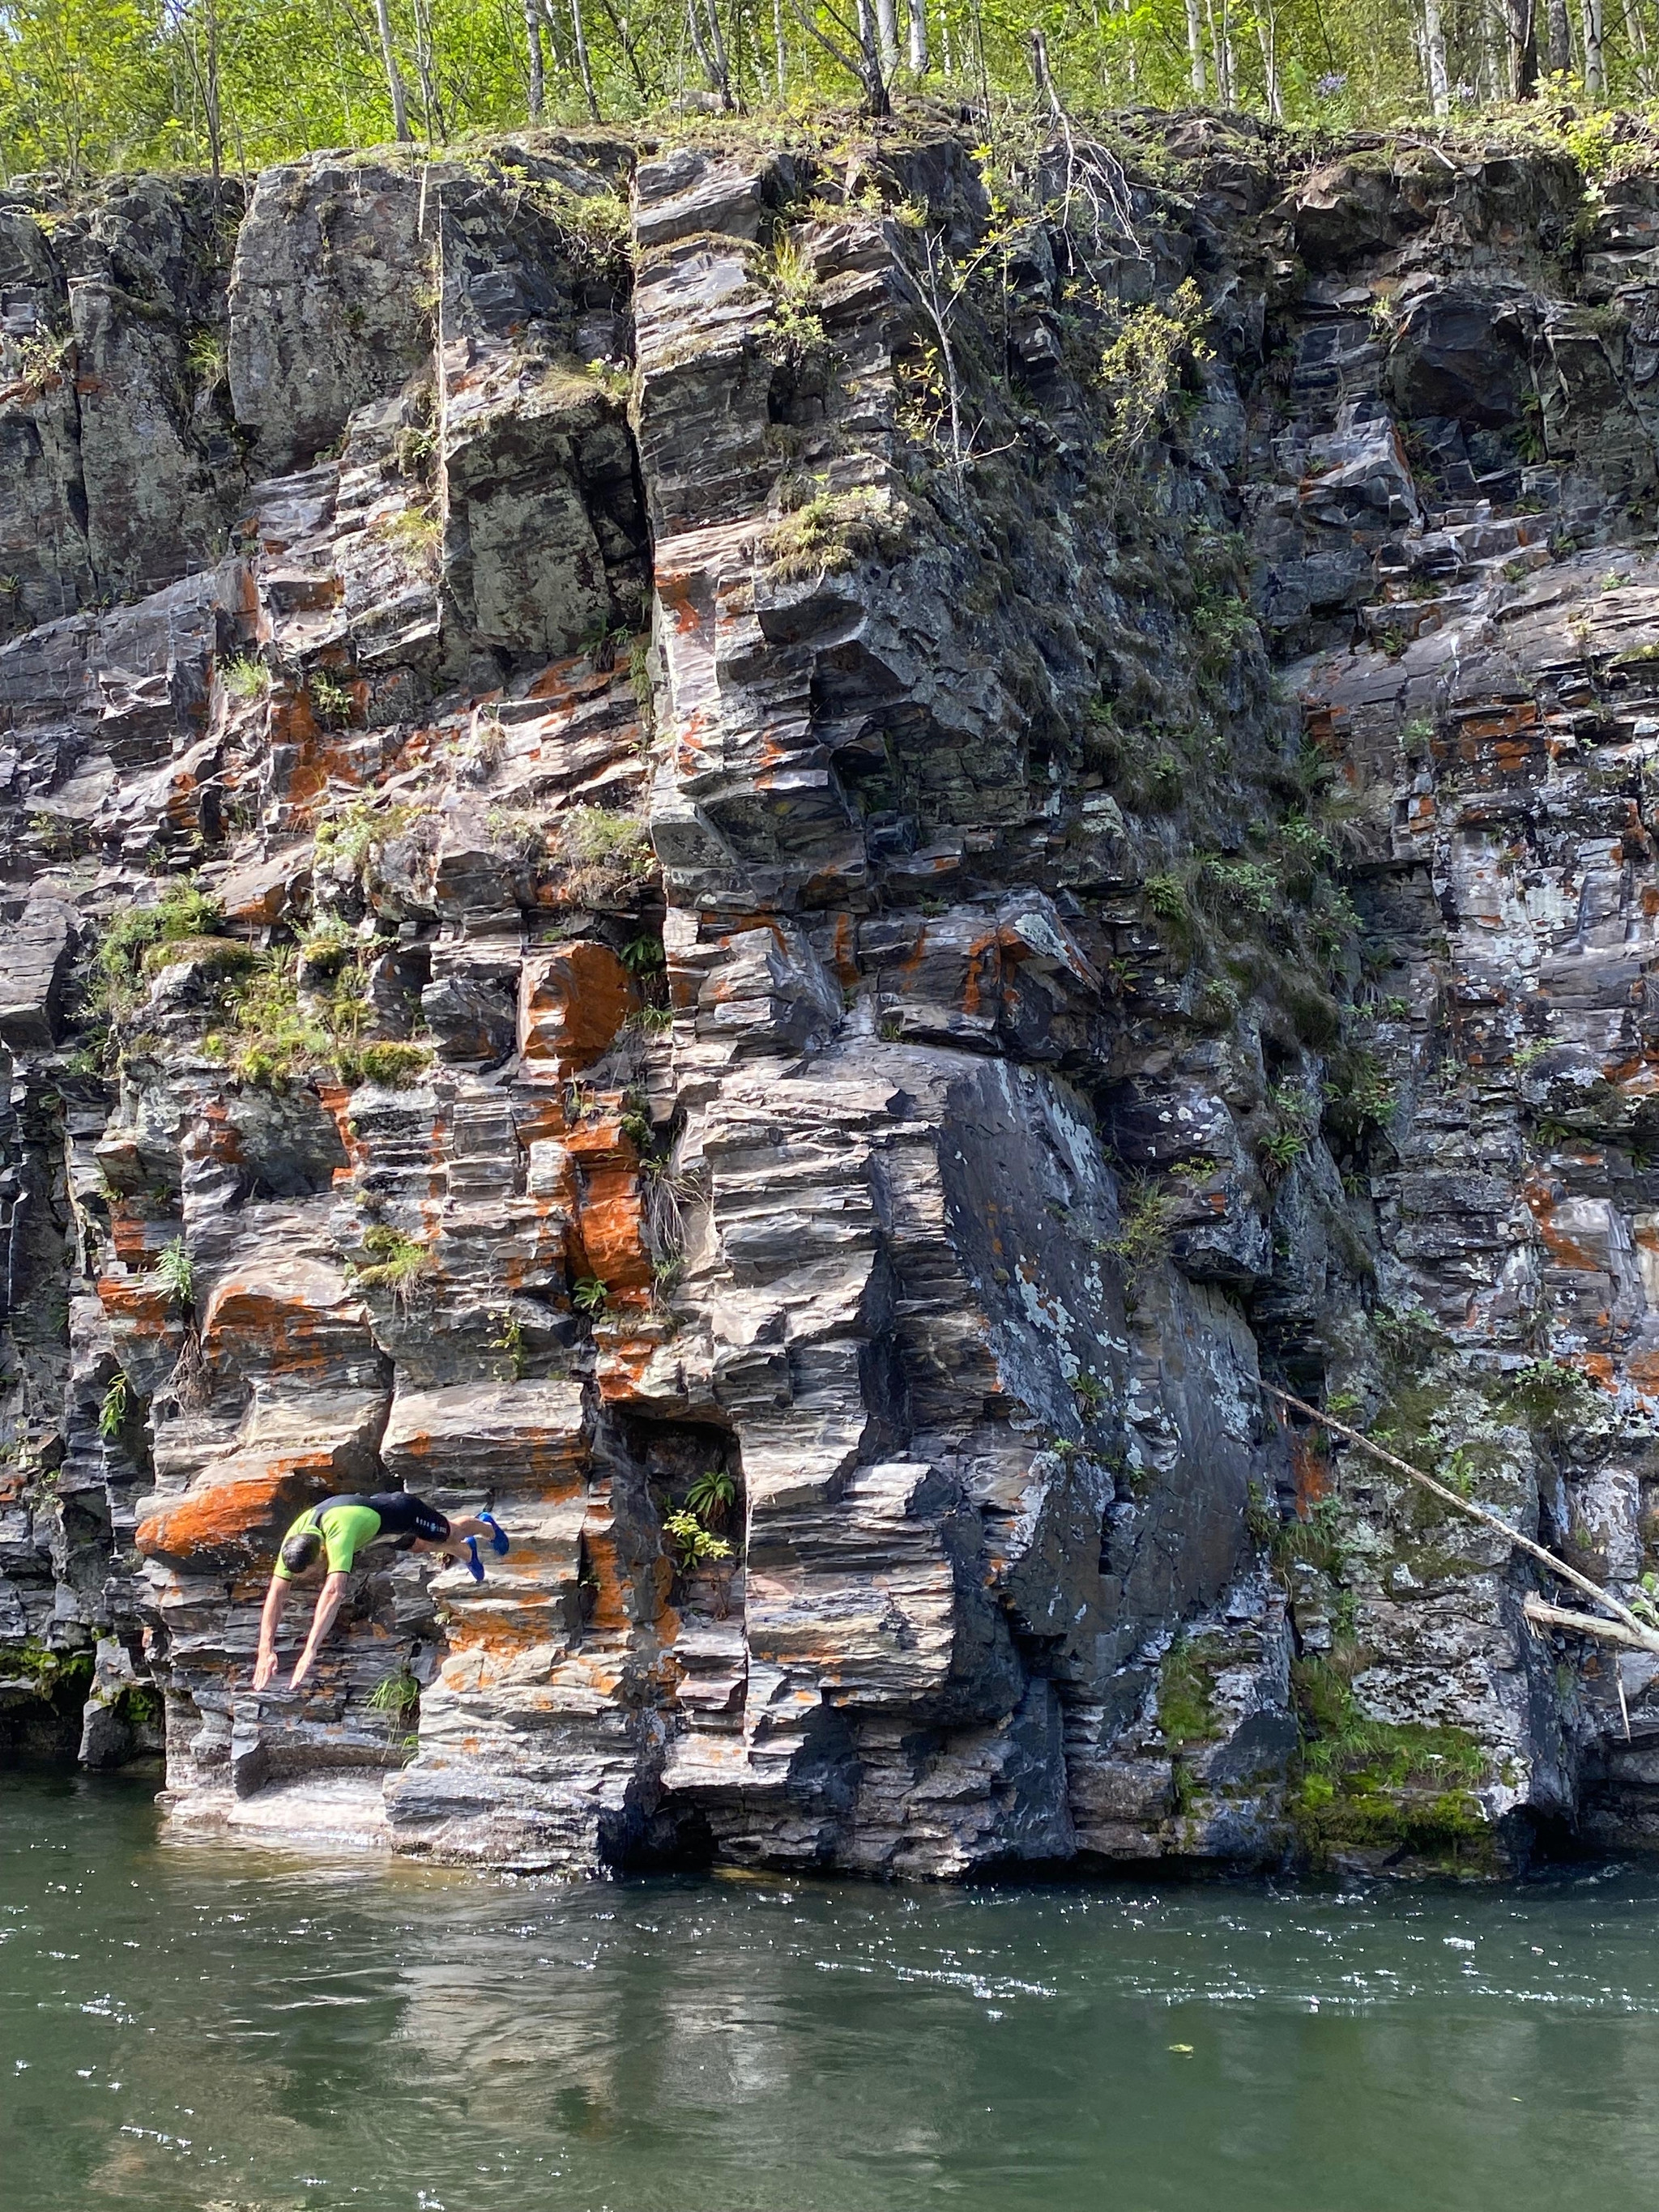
[290,1653,315,1689]
[253,1647,279,1692]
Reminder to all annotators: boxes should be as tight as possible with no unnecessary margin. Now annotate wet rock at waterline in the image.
[6,115,1659,1877]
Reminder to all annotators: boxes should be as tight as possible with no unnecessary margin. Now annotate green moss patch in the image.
[1158,1636,1222,1753]
[1289,1656,1491,1869]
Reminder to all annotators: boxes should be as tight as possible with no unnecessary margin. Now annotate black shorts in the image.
[367,1491,450,1545]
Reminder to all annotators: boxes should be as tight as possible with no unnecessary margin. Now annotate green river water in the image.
[4,1771,1659,2210]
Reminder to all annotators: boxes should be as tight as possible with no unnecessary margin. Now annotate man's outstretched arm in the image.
[290,1571,350,1689]
[254,1575,292,1690]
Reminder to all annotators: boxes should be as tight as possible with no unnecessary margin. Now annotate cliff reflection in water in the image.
[7,1773,1659,2212]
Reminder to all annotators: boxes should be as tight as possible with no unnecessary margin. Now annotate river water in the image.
[5,1771,1659,2211]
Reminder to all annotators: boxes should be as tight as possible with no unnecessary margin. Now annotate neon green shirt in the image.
[274,1501,382,1579]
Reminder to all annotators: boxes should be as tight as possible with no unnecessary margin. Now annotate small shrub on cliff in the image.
[663,1507,733,1574]
[10,332,73,400]
[1107,1176,1176,1281]
[207,953,330,1089]
[93,876,226,1015]
[185,327,228,392]
[555,807,654,905]
[1258,1126,1307,1182]
[315,799,420,878]
[377,503,442,566]
[139,934,258,981]
[154,1238,194,1310]
[334,1041,433,1089]
[761,487,903,583]
[1321,1048,1397,1147]
[501,172,630,286]
[1142,872,1199,957]
[96,1371,130,1441]
[621,933,666,974]
[296,917,357,978]
[640,1155,699,1262]
[571,1276,609,1316]
[220,654,271,701]
[489,1308,527,1380]
[367,1664,420,1717]
[309,670,356,728]
[1503,1358,1599,1438]
[1204,856,1282,917]
[1097,281,1212,467]
[756,234,828,368]
[348,1226,431,1305]
[687,1468,736,1527]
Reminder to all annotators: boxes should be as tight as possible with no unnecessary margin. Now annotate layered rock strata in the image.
[6,115,1659,1872]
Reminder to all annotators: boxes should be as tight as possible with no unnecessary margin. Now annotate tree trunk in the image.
[856,0,891,110]
[1204,0,1224,102]
[569,0,602,117]
[410,0,441,137]
[906,0,928,70]
[1184,0,1206,96]
[1218,0,1236,104]
[1252,1,1281,117]
[1624,0,1654,96]
[203,0,222,196]
[594,0,650,96]
[1030,27,1063,114]
[373,0,413,139]
[525,0,546,117]
[1506,0,1539,94]
[1581,0,1606,90]
[172,0,225,194]
[1544,0,1572,71]
[1422,0,1451,111]
[686,0,733,106]
[874,0,898,73]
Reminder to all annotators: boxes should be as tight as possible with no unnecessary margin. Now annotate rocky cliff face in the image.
[6,111,1659,1874]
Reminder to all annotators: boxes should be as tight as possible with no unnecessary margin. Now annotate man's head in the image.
[279,1528,324,1579]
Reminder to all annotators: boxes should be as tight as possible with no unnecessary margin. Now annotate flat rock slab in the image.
[170,1772,390,1852]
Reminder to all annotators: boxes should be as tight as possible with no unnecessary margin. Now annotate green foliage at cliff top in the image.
[6,0,1659,185]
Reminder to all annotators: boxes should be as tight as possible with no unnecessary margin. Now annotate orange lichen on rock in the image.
[1521,1175,1606,1274]
[135,1458,339,1572]
[565,1110,654,1294]
[96,1275,179,1340]
[518,940,639,1079]
[108,1209,175,1270]
[577,1521,636,1634]
[1290,1426,1330,1514]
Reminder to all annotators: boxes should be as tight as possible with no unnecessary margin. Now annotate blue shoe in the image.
[462,1536,484,1583]
[479,1511,510,1557]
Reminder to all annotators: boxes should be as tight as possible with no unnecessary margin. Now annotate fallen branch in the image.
[1521,1593,1659,1655]
[1259,1379,1659,1657]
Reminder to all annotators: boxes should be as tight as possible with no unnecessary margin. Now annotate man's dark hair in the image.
[280,1528,323,1575]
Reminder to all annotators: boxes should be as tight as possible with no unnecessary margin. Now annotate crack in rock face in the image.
[6,117,1659,1877]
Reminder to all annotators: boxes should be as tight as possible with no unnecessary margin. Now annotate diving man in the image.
[253,1490,509,1692]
